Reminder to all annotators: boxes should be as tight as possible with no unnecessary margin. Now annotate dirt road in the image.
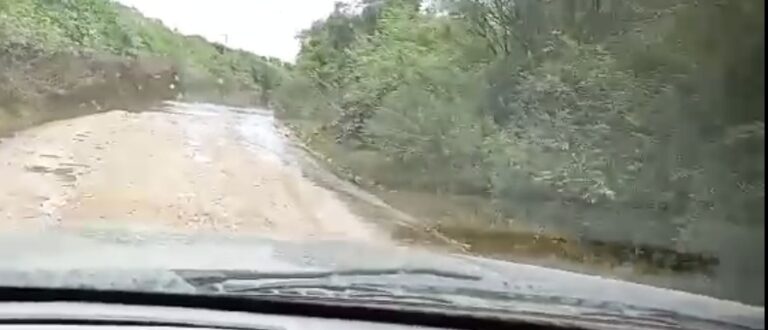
[0,102,389,243]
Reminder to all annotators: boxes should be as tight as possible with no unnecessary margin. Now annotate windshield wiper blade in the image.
[173,268,481,287]
[173,269,757,330]
[226,283,456,305]
[173,269,472,306]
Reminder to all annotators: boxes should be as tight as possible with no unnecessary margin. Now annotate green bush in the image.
[274,0,764,244]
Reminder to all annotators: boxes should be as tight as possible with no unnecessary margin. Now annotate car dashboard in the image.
[0,301,448,330]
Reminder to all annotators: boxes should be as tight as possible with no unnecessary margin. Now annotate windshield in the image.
[0,0,764,328]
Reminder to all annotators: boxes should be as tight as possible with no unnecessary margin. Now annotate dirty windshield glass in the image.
[0,0,764,327]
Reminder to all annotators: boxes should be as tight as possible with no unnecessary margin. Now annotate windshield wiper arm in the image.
[173,269,756,330]
[227,283,456,305]
[173,269,472,306]
[173,268,481,287]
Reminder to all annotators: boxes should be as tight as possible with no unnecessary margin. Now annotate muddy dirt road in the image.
[0,102,393,243]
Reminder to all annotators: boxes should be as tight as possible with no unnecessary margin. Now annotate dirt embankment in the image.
[0,103,387,243]
[0,52,177,135]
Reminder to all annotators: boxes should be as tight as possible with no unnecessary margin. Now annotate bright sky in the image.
[115,0,342,62]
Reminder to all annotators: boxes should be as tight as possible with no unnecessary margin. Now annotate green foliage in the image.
[275,0,764,304]
[494,40,646,203]
[274,73,339,122]
[276,0,763,233]
[366,71,491,193]
[0,0,287,102]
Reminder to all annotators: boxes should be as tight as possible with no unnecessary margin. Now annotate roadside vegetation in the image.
[0,0,287,133]
[274,0,764,304]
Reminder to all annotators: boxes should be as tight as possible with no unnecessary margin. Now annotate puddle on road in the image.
[372,189,720,275]
[434,225,718,274]
[162,102,294,167]
[236,113,296,166]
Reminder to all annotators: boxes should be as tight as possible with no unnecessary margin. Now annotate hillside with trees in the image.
[0,0,286,132]
[274,0,764,304]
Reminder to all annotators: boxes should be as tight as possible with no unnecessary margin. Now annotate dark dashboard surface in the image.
[0,287,642,330]
[3,285,763,330]
[0,301,443,330]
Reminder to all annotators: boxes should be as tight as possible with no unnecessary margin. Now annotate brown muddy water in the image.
[327,187,736,303]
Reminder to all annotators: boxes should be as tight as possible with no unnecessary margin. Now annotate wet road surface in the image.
[0,102,391,243]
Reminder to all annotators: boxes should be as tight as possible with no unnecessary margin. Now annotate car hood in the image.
[0,228,764,329]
